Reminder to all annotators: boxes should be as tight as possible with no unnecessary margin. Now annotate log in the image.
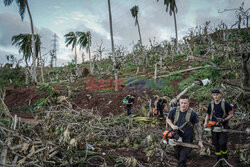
[158,65,210,78]
[188,56,217,67]
[176,81,201,100]
[11,155,18,166]
[219,79,250,91]
[0,138,9,165]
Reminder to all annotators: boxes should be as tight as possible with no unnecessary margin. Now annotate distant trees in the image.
[64,31,93,75]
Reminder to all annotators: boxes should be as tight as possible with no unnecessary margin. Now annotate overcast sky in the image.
[0,0,249,66]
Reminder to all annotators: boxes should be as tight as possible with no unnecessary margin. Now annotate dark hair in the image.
[179,95,189,100]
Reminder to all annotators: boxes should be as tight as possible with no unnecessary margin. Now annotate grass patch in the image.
[178,76,196,91]
[168,72,184,80]
[158,79,174,97]
[174,54,186,61]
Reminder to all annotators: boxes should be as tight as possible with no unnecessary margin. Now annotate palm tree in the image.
[130,5,142,46]
[157,0,178,48]
[4,0,37,83]
[77,31,93,74]
[64,32,78,68]
[86,31,93,74]
[107,0,118,91]
[12,33,40,83]
[12,34,32,67]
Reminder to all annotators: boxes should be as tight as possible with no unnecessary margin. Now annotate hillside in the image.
[0,27,249,166]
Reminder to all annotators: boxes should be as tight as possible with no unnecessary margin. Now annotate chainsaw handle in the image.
[178,128,184,133]
[170,127,184,133]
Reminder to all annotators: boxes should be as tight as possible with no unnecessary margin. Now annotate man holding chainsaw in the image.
[204,89,234,165]
[154,95,168,119]
[167,95,203,167]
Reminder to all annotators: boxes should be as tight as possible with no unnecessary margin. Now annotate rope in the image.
[212,158,234,167]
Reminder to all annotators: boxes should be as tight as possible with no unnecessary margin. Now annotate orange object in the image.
[163,130,175,141]
[153,108,158,114]
[208,121,222,129]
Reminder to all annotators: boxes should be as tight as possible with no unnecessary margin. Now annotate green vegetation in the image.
[0,66,25,88]
[34,83,59,108]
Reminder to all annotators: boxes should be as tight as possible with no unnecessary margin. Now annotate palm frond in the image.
[16,0,27,20]
[11,33,32,61]
[64,32,77,50]
[130,5,139,26]
[76,32,88,49]
[3,0,14,6]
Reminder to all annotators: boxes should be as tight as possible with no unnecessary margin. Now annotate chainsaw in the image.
[205,120,250,134]
[205,119,224,132]
[162,129,200,149]
[163,129,181,146]
[153,108,158,115]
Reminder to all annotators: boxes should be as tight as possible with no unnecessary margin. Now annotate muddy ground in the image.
[3,84,248,167]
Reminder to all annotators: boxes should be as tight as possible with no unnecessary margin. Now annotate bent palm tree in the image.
[157,0,178,48]
[4,0,37,83]
[12,34,32,67]
[130,5,142,46]
[12,34,40,65]
[76,31,93,74]
[64,32,78,68]
[12,33,40,83]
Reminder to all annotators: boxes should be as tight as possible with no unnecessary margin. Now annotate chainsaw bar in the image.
[204,128,250,134]
[163,139,200,149]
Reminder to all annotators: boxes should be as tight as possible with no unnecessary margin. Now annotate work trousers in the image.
[126,106,131,116]
[175,138,192,167]
[157,108,164,118]
[212,132,228,160]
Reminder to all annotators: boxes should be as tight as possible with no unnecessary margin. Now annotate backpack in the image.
[210,99,227,120]
[122,95,131,104]
[174,107,194,129]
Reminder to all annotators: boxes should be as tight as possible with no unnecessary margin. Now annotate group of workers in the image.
[124,89,234,167]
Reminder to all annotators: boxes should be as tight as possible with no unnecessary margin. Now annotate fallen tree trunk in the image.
[189,55,217,67]
[220,79,250,91]
[158,65,210,78]
[0,139,9,165]
[188,56,231,70]
[176,81,202,99]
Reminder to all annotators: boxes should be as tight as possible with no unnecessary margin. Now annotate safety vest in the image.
[174,107,194,129]
[210,99,226,120]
